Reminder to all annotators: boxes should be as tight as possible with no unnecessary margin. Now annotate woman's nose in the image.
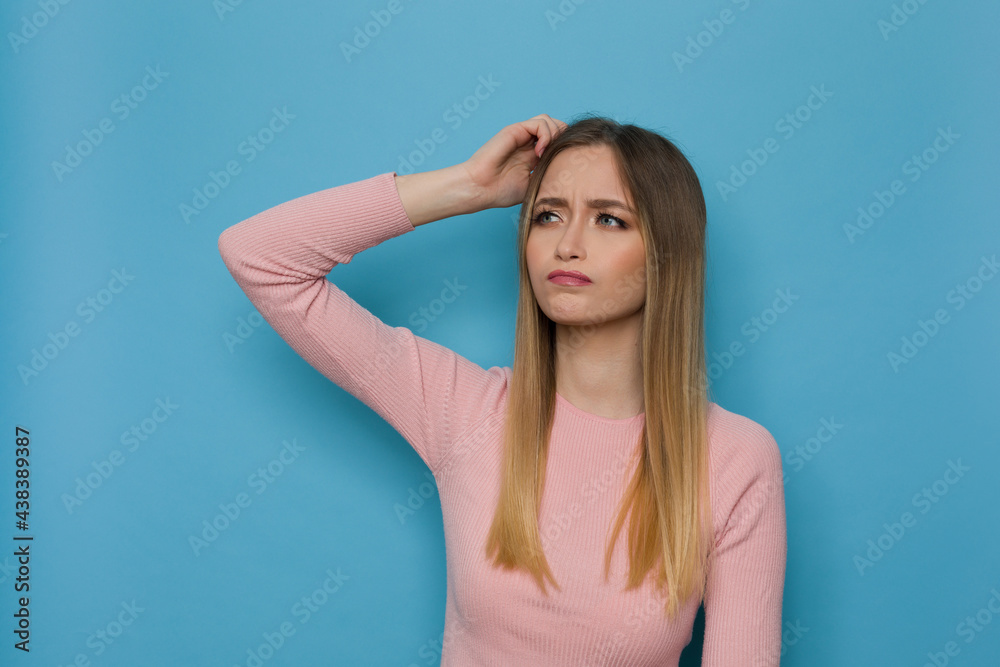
[555,219,587,260]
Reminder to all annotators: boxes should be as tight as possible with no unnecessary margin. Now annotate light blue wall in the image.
[2,1,997,665]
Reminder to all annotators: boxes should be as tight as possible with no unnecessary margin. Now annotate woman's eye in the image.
[531,210,628,229]
[598,213,627,229]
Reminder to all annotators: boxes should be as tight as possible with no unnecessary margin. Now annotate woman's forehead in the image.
[536,146,632,205]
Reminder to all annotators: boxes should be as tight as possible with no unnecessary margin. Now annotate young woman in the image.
[218,114,787,665]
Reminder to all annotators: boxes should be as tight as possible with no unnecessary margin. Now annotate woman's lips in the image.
[548,270,591,286]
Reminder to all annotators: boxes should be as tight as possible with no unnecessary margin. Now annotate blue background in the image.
[2,0,998,665]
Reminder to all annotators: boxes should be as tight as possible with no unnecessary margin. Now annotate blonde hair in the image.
[484,115,714,619]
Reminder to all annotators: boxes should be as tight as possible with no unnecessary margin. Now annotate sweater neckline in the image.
[555,392,645,425]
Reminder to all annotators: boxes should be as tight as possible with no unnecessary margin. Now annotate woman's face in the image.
[525,144,647,328]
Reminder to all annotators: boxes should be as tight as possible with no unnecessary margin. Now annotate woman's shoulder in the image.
[444,363,512,440]
[705,402,785,544]
[706,401,784,491]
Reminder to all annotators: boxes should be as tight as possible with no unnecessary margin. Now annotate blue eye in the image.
[531,210,557,225]
[530,209,629,229]
[596,211,628,229]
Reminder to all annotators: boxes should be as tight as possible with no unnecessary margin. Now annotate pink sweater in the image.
[217,171,787,666]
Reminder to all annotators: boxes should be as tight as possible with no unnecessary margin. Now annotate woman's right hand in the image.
[461,114,569,210]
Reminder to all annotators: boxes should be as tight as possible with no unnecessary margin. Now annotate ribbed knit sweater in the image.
[217,171,787,666]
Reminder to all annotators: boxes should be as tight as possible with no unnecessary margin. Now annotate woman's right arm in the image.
[217,166,502,475]
[217,115,567,472]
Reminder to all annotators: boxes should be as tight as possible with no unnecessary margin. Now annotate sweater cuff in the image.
[370,170,417,240]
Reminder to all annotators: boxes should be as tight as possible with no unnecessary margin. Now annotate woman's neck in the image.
[552,312,644,420]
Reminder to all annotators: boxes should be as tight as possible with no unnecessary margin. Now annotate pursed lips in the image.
[548,270,592,285]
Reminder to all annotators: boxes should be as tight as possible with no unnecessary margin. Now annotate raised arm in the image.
[217,115,568,472]
[217,167,502,474]
[393,164,483,227]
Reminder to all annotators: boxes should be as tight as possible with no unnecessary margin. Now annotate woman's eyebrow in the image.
[533,196,636,216]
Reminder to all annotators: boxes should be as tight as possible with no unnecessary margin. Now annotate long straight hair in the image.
[483,115,714,619]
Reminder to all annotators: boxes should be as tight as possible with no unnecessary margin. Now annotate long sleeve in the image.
[701,422,788,666]
[217,171,504,474]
